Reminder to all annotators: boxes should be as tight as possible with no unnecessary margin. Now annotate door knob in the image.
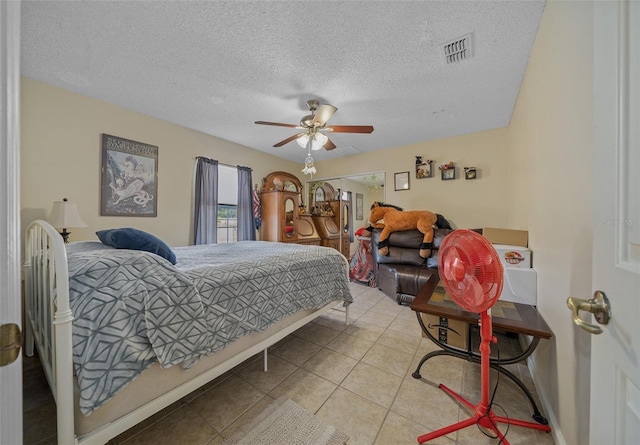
[566,291,611,335]
[0,323,21,367]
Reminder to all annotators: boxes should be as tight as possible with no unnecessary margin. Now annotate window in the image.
[217,165,238,243]
[217,204,237,243]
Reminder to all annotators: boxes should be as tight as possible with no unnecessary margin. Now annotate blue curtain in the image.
[194,157,218,245]
[236,166,256,241]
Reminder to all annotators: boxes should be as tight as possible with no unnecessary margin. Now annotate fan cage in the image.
[438,229,503,313]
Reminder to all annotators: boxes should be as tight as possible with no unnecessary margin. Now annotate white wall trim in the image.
[528,356,567,445]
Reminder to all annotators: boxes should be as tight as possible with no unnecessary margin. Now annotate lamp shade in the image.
[313,132,328,150]
[296,133,328,151]
[48,198,87,229]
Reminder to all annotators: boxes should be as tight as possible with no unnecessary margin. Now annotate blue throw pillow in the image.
[96,228,177,265]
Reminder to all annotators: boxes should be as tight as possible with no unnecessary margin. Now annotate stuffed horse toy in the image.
[365,202,451,258]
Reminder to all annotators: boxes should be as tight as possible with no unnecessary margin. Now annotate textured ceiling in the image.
[21,1,545,164]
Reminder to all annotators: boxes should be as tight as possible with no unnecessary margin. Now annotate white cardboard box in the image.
[493,244,532,268]
[499,267,537,305]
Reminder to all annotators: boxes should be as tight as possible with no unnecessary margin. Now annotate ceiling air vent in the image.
[443,33,474,64]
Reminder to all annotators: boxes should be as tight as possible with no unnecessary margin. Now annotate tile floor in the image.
[23,283,556,445]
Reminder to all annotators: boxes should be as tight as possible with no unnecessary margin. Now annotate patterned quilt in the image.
[66,241,352,415]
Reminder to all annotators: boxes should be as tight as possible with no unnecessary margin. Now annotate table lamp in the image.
[48,198,88,243]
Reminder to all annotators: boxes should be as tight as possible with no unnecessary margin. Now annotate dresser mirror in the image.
[314,187,325,205]
[308,182,335,215]
[305,172,385,254]
[307,174,384,219]
[343,203,349,233]
[284,197,295,237]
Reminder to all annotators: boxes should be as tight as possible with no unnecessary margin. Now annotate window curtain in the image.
[237,165,256,241]
[194,157,218,245]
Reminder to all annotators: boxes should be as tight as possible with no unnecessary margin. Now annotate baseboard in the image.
[527,355,568,445]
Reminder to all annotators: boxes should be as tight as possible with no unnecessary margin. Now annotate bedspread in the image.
[175,242,352,352]
[66,241,351,415]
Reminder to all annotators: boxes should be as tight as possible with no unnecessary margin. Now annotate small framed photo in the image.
[395,171,410,191]
[101,134,158,216]
[464,167,477,180]
[441,168,456,181]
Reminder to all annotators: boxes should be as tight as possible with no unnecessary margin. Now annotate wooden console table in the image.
[410,274,552,425]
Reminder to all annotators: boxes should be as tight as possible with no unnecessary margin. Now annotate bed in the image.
[23,220,352,445]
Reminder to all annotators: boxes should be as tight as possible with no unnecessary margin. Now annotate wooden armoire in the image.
[260,171,320,245]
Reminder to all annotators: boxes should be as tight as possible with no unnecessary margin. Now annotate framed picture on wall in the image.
[464,167,477,180]
[100,134,158,216]
[394,171,410,191]
[356,193,364,220]
[441,168,456,181]
[415,156,433,179]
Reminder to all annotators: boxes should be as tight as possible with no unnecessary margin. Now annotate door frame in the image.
[0,1,22,444]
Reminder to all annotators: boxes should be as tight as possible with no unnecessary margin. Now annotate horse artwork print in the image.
[365,202,451,258]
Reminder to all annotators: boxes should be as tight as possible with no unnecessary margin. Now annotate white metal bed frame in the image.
[23,220,350,445]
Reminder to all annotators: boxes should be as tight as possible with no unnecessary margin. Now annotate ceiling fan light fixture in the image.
[296,134,309,148]
[313,132,328,150]
[296,133,327,151]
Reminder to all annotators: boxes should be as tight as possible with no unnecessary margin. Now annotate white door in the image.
[0,1,22,444]
[589,1,640,443]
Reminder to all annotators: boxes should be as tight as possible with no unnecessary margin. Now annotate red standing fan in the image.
[418,230,551,444]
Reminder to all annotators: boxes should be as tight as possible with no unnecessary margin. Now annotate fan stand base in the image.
[417,311,552,444]
[417,385,551,444]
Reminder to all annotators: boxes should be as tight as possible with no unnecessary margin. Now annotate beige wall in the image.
[21,79,511,247]
[20,78,302,247]
[507,1,593,444]
[314,128,510,229]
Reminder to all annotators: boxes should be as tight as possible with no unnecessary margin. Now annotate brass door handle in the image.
[0,323,21,367]
[566,291,611,335]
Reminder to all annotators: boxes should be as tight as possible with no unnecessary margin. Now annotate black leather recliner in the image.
[371,228,454,305]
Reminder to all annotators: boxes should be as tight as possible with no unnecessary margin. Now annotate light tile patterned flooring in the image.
[23,283,556,445]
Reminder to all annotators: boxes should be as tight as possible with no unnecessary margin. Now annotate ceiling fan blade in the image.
[325,125,374,133]
[273,133,305,147]
[255,121,300,129]
[324,137,336,151]
[310,104,338,127]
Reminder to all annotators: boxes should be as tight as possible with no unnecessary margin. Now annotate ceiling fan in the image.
[255,99,374,151]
